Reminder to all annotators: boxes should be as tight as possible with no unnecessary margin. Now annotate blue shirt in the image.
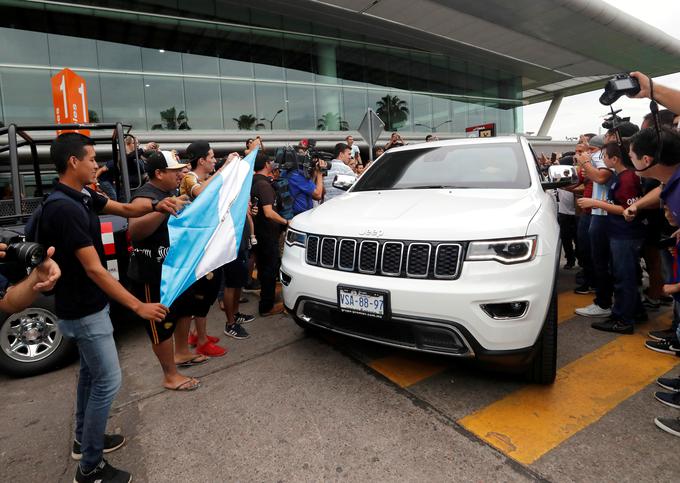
[0,272,8,299]
[660,166,680,226]
[287,170,317,215]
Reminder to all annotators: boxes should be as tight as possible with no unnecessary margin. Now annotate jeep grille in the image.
[305,237,463,280]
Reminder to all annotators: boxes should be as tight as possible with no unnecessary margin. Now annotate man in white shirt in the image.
[345,135,362,165]
[324,142,356,203]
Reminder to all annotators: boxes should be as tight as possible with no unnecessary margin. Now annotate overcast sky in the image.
[522,0,680,139]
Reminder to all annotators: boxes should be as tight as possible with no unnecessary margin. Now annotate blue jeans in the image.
[609,238,644,325]
[577,214,595,287]
[58,305,122,472]
[589,215,613,309]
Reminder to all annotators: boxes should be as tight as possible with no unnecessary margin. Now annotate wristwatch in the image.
[151,199,159,212]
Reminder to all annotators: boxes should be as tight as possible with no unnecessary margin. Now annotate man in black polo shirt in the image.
[39,133,184,483]
[251,152,289,316]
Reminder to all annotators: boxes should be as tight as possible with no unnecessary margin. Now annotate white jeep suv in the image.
[281,136,561,384]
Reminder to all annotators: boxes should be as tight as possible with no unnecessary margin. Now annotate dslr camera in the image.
[0,229,46,282]
[599,73,641,106]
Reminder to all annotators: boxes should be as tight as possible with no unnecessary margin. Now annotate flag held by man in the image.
[160,149,257,307]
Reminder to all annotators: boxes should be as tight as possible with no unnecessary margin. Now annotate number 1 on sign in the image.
[78,83,88,122]
[59,75,68,118]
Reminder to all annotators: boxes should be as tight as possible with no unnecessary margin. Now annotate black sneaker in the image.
[574,285,595,295]
[72,434,126,461]
[235,312,256,324]
[657,376,680,392]
[224,323,250,339]
[591,318,634,334]
[655,391,680,409]
[654,417,680,437]
[648,328,678,341]
[645,338,680,355]
[75,459,131,483]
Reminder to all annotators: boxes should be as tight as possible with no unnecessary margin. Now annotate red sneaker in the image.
[188,334,220,346]
[196,341,227,357]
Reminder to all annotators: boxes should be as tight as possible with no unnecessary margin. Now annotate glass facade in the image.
[0,0,523,134]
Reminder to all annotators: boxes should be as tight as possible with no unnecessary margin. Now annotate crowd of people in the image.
[542,71,680,440]
[7,70,680,482]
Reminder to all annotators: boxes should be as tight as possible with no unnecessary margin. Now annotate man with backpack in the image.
[33,133,185,483]
[251,152,289,316]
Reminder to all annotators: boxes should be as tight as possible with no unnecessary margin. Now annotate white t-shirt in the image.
[557,188,575,215]
[324,160,356,202]
[590,151,614,216]
[350,144,360,159]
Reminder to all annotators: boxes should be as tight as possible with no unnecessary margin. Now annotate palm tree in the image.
[233,114,264,130]
[317,112,349,131]
[375,95,409,131]
[151,106,191,130]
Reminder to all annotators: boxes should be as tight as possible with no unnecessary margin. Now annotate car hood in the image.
[293,188,541,240]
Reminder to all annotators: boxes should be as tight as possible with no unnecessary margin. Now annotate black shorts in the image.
[132,281,178,345]
[222,251,248,289]
[172,271,222,318]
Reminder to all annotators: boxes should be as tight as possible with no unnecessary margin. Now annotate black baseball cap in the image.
[186,141,211,161]
[145,151,188,175]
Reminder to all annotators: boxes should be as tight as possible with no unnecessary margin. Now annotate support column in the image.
[537,94,564,137]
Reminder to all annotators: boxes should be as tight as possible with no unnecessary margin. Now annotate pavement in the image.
[1,267,680,482]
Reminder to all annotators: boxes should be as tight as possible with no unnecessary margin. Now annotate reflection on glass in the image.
[342,88,368,131]
[143,76,186,130]
[0,28,49,65]
[99,73,146,129]
[222,81,256,129]
[97,40,142,71]
[182,53,219,76]
[287,85,316,130]
[432,96,451,133]
[412,94,433,133]
[184,78,222,130]
[255,83,287,130]
[0,68,53,124]
[48,33,98,68]
[375,93,410,131]
[315,86,342,130]
[142,48,182,73]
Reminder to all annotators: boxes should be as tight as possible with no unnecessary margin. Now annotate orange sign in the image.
[51,68,90,136]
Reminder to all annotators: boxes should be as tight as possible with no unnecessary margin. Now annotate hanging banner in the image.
[51,68,90,136]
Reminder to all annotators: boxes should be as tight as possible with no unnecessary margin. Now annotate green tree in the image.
[151,107,191,130]
[317,112,349,131]
[375,95,409,131]
[232,114,264,130]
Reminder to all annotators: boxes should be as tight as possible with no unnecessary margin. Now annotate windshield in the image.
[353,143,531,191]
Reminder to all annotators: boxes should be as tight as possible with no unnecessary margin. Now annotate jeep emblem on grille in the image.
[359,229,384,237]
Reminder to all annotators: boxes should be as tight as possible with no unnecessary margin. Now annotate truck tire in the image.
[526,288,557,385]
[0,295,76,377]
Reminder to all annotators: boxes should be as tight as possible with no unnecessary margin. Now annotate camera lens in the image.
[8,242,46,268]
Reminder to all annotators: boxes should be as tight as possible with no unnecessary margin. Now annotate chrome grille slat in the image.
[381,242,404,276]
[358,240,379,273]
[338,239,357,271]
[406,243,431,278]
[320,237,337,268]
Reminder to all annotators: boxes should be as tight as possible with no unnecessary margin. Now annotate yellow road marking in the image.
[557,291,592,324]
[369,355,446,388]
[459,317,679,465]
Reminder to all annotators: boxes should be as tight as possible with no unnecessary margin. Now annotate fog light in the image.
[280,270,292,286]
[481,301,529,319]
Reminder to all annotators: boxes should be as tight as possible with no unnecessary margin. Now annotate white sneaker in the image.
[575,303,612,317]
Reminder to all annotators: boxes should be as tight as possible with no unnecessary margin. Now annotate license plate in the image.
[337,286,388,319]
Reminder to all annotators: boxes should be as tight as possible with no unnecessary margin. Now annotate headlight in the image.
[285,228,307,248]
[466,236,537,264]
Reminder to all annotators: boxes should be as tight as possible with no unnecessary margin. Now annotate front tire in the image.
[0,295,76,377]
[526,289,557,384]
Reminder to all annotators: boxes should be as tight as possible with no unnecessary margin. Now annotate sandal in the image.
[165,378,201,391]
[176,355,209,367]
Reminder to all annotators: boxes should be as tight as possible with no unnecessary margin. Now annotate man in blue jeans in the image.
[39,133,185,483]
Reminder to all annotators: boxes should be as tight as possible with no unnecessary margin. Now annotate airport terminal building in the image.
[1,0,680,141]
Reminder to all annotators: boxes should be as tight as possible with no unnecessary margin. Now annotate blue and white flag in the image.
[160,149,257,307]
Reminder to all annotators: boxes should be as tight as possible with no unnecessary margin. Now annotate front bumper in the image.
[281,244,556,357]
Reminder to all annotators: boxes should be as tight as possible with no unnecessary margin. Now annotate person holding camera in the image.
[251,152,288,316]
[36,133,186,483]
[384,132,405,151]
[0,243,61,313]
[286,151,326,216]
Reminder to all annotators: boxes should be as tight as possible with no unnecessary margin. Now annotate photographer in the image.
[385,132,405,150]
[629,72,680,116]
[286,150,326,216]
[0,244,60,314]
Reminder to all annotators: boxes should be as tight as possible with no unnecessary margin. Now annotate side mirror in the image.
[332,174,356,191]
[542,165,579,190]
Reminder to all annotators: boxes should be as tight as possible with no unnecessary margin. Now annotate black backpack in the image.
[25,190,89,243]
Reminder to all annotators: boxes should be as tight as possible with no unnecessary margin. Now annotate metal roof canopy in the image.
[288,0,680,104]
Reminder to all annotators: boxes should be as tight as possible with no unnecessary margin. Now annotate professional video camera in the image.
[0,229,46,282]
[275,140,332,179]
[599,73,641,106]
[602,109,630,130]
